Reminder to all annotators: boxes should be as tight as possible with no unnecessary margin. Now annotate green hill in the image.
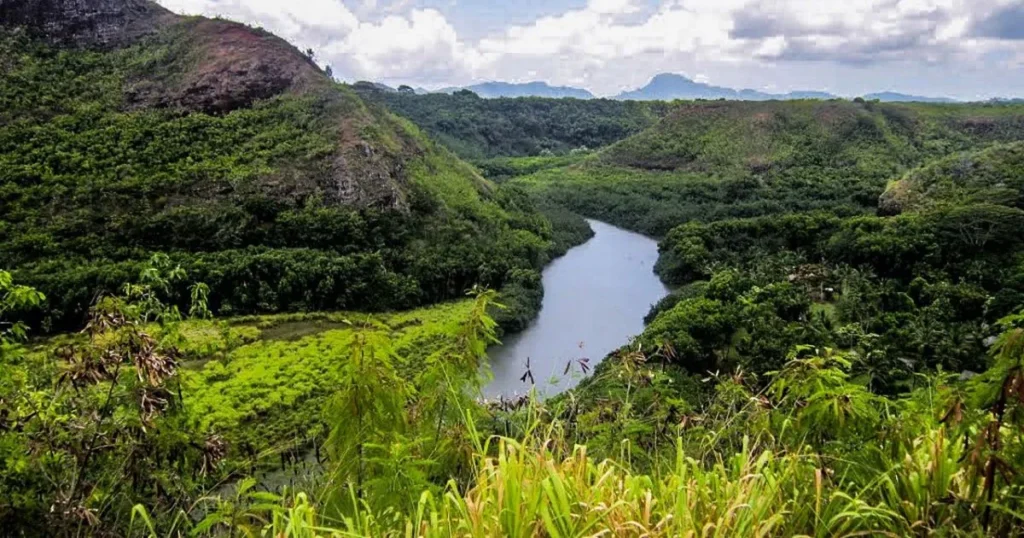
[0,0,553,331]
[880,141,1024,214]
[546,100,1024,443]
[512,99,1024,236]
[353,87,673,160]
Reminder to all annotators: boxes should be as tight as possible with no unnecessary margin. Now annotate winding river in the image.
[484,220,669,398]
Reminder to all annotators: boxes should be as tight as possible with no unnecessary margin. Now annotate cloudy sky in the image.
[155,0,1024,99]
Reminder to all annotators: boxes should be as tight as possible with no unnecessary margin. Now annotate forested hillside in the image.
[514,100,1024,235]
[353,86,672,160]
[490,97,1024,389]
[0,2,556,332]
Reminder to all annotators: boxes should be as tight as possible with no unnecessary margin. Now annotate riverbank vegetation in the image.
[179,325,1024,537]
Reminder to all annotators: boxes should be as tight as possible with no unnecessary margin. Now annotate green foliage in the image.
[489,268,543,335]
[0,261,215,535]
[474,154,589,182]
[353,89,672,160]
[513,163,870,237]
[180,301,481,461]
[0,269,45,346]
[880,141,1024,214]
[0,32,557,334]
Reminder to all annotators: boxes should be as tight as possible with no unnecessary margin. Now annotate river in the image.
[484,219,669,398]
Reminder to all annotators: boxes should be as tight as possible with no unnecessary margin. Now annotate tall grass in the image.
[130,322,1024,538]
[179,398,1019,536]
[250,428,1012,537]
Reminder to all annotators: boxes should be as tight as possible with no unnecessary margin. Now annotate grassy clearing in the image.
[178,301,477,458]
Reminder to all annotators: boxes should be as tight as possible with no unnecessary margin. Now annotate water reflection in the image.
[484,220,668,398]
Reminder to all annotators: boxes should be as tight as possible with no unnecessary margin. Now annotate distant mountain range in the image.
[613,73,822,101]
[614,74,959,103]
[861,92,957,103]
[358,74,1017,103]
[437,81,595,99]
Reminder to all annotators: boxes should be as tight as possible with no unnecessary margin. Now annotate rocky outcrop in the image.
[124,18,327,114]
[878,179,914,215]
[0,0,177,49]
[2,1,326,115]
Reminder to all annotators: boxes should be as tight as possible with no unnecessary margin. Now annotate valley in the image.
[4,1,1024,536]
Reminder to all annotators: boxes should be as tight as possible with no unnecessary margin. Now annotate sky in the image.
[154,0,1024,100]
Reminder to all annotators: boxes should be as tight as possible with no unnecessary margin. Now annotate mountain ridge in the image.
[364,74,973,102]
[437,81,595,99]
[615,73,960,103]
[862,91,957,103]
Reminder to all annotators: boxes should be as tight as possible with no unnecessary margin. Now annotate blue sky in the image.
[411,0,594,39]
[156,0,1024,99]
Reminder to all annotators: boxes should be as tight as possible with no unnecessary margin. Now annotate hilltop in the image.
[599,100,1023,174]
[0,0,554,331]
[880,141,1024,214]
[510,99,1024,235]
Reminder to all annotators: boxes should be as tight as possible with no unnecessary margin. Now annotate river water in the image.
[484,220,669,398]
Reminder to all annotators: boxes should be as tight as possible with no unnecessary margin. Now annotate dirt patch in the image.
[256,319,353,342]
[125,18,328,114]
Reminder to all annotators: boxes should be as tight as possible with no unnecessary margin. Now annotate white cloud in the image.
[323,9,485,83]
[586,0,642,15]
[155,0,1024,99]
[158,0,359,45]
[755,36,787,59]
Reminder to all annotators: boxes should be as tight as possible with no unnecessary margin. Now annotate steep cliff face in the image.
[0,0,177,48]
[0,0,326,115]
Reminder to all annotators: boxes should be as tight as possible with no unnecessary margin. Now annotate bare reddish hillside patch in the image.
[126,18,328,114]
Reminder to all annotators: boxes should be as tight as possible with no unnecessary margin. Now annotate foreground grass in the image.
[134,329,1024,537]
[23,301,478,473]
[141,421,1012,537]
